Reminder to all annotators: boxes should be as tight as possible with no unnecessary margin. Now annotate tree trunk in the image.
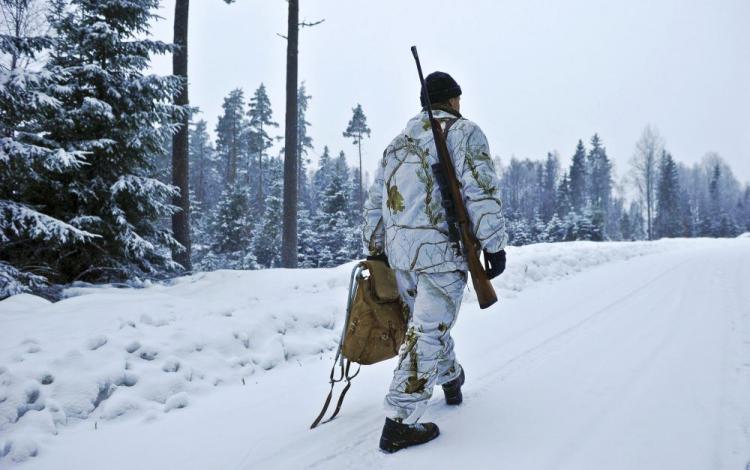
[171,0,191,271]
[281,0,299,268]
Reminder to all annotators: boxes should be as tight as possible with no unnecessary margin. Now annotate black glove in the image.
[366,253,390,268]
[484,249,506,279]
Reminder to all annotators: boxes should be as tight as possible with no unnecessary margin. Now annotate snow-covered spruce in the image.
[0,0,188,297]
[0,31,95,297]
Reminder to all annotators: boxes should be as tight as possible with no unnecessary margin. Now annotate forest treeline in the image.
[496,129,750,245]
[170,83,369,271]
[1,0,749,299]
[184,92,750,272]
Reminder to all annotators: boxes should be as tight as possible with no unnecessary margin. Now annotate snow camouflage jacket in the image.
[362,108,508,273]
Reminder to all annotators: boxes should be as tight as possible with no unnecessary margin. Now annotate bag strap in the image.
[310,263,365,429]
[310,357,362,429]
[309,353,346,429]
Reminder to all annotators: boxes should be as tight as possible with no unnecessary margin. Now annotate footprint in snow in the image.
[161,358,181,373]
[86,335,107,351]
[164,393,189,412]
[39,373,54,385]
[140,314,173,327]
[24,343,41,354]
[139,348,158,361]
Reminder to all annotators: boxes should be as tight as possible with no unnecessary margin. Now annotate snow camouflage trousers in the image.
[384,269,467,424]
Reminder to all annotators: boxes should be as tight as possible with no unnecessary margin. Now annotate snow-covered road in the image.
[7,238,750,469]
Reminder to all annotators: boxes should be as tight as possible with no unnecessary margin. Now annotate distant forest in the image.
[1,0,748,299]
[178,89,750,273]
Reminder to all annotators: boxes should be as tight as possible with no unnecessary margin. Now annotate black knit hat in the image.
[420,71,462,107]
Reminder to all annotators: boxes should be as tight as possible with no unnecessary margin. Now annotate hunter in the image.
[362,71,508,452]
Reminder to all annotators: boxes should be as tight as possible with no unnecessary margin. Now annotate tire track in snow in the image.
[464,258,691,395]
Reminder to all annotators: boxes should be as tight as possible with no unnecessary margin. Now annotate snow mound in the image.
[0,239,703,464]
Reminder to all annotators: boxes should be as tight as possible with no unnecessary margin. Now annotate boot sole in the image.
[445,393,462,405]
[379,428,440,453]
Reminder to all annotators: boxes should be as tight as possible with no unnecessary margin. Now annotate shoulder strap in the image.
[443,117,458,134]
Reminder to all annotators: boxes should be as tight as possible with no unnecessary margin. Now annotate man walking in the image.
[362,71,508,453]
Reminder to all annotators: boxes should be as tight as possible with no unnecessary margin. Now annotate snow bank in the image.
[0,239,700,464]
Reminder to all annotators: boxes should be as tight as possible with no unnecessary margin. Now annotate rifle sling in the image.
[433,117,472,230]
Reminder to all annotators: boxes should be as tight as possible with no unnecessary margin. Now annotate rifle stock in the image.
[411,46,498,309]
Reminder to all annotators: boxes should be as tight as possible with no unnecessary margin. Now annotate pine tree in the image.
[507,214,533,246]
[296,82,313,209]
[627,201,646,240]
[569,139,588,212]
[678,185,695,237]
[706,162,722,236]
[607,197,625,240]
[296,208,317,268]
[343,103,371,213]
[531,211,547,242]
[541,152,559,222]
[315,156,354,267]
[188,120,221,269]
[654,151,682,238]
[556,172,573,217]
[587,134,613,236]
[543,214,566,242]
[37,0,187,282]
[189,120,219,206]
[216,88,247,186]
[189,190,211,270]
[252,156,283,268]
[311,145,334,213]
[620,210,633,241]
[586,208,605,241]
[247,83,278,209]
[210,186,254,268]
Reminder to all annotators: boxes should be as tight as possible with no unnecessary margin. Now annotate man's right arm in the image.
[362,153,386,256]
[455,124,508,253]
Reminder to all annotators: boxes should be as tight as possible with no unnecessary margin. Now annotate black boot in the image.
[442,368,465,405]
[379,417,440,453]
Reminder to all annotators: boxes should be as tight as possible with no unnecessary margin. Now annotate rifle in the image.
[410,45,498,309]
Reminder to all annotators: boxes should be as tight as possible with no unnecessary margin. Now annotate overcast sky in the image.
[149,0,750,187]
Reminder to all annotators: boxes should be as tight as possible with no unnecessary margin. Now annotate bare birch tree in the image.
[630,125,663,240]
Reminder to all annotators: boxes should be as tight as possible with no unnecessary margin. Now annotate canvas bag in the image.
[310,259,408,429]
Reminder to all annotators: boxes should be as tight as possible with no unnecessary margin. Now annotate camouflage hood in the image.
[362,109,507,273]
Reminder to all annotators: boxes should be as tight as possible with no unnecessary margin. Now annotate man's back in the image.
[362,107,507,272]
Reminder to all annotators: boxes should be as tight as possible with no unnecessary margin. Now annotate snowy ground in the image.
[1,238,749,469]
